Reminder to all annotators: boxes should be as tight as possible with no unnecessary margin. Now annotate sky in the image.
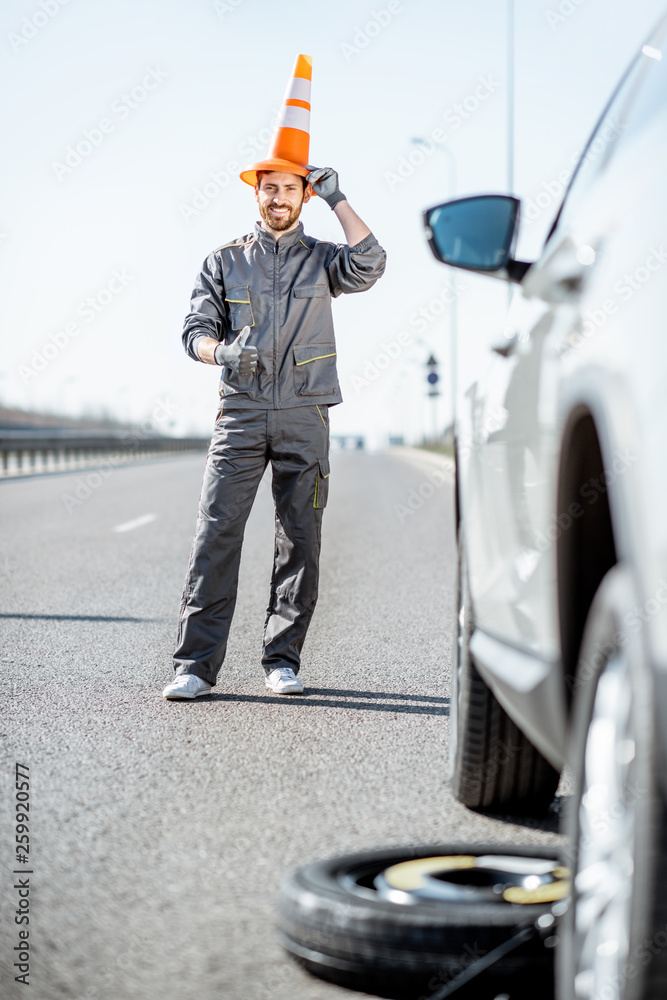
[1,0,666,445]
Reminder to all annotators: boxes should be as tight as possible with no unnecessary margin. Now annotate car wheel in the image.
[557,566,667,1000]
[450,531,561,814]
[277,842,566,999]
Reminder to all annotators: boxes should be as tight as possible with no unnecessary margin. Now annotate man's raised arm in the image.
[307,167,371,247]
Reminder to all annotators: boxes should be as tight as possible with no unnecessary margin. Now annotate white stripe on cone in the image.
[283,76,311,105]
[274,104,310,133]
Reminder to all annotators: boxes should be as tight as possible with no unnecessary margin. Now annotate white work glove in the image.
[214,326,258,375]
[306,166,346,210]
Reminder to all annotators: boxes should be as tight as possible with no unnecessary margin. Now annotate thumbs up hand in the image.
[214,326,258,375]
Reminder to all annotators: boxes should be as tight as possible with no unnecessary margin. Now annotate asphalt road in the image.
[0,447,564,1000]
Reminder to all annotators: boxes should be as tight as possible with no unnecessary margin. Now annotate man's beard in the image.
[259,198,303,232]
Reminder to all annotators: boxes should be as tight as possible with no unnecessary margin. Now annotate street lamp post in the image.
[507,0,515,308]
[411,137,458,439]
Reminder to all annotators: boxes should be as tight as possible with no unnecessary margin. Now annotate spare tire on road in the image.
[277,842,567,999]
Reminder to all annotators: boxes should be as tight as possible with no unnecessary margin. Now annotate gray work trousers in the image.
[173,404,331,685]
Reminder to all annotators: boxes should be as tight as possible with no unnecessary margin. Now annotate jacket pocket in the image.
[293,343,338,396]
[313,459,330,509]
[221,370,256,398]
[225,286,254,330]
[293,283,329,298]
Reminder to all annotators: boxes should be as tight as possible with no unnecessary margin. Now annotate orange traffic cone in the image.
[239,54,314,190]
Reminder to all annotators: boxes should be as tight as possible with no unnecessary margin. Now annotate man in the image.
[162,163,386,700]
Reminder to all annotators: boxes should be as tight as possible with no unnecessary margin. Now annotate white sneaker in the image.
[163,673,212,700]
[265,667,304,694]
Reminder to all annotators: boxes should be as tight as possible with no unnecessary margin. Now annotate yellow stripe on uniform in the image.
[296,353,336,366]
[216,238,254,251]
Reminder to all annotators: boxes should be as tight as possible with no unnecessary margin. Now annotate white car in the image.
[424,12,667,1000]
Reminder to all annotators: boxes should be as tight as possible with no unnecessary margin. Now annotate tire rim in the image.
[374,854,569,905]
[335,853,569,908]
[450,545,466,779]
[338,858,407,900]
[573,651,636,1000]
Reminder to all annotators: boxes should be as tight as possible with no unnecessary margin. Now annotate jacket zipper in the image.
[273,243,278,407]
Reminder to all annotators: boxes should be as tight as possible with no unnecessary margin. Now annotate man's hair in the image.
[256,170,307,192]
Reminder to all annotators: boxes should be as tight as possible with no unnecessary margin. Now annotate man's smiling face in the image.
[255,171,310,235]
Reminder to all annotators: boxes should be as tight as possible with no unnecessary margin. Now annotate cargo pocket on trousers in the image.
[313,459,330,509]
[225,286,254,330]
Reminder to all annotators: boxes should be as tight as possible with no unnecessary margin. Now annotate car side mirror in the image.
[423,194,530,284]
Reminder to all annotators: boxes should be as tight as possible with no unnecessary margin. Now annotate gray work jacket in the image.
[182,220,387,408]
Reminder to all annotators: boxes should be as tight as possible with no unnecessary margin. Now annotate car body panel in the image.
[452,17,667,774]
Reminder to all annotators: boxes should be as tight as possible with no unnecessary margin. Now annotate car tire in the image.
[450,531,561,814]
[277,842,563,1000]
[557,565,667,1000]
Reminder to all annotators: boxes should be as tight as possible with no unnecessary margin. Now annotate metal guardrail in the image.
[0,431,210,478]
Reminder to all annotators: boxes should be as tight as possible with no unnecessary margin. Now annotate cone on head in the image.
[240,54,315,192]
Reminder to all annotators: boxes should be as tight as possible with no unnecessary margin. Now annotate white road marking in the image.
[113,513,157,534]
